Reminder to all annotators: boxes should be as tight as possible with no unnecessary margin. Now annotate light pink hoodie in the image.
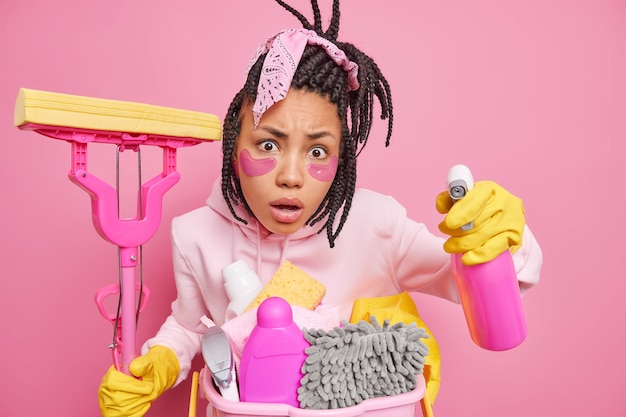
[145,179,542,383]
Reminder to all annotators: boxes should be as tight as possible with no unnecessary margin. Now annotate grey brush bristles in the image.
[297,317,429,409]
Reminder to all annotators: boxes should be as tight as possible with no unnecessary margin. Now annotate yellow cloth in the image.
[436,180,525,265]
[98,345,180,417]
[14,88,222,141]
[349,292,441,409]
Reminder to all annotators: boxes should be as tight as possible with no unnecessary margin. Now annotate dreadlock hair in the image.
[221,0,393,248]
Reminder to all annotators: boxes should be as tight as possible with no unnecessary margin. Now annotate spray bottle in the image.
[447,164,527,351]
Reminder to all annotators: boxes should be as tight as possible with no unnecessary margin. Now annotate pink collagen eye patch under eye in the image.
[238,149,337,181]
[307,155,338,182]
[239,149,277,176]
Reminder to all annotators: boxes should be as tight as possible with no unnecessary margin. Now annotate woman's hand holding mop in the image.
[98,345,180,417]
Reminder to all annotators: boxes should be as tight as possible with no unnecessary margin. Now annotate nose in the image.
[275,153,304,188]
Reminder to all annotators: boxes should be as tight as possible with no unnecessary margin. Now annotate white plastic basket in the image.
[200,368,426,417]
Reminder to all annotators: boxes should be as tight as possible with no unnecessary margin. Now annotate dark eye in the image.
[308,146,327,159]
[259,140,277,152]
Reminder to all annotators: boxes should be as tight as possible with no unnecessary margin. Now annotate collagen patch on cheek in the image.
[308,155,338,182]
[239,149,277,177]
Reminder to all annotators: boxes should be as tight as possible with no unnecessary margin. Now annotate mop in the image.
[14,87,221,374]
[298,317,429,410]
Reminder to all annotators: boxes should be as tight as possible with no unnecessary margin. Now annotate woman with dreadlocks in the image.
[98,1,542,416]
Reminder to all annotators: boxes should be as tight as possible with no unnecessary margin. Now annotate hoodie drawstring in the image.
[256,223,263,280]
[255,221,291,280]
[279,236,290,267]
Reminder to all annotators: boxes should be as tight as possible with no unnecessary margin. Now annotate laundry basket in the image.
[200,367,426,417]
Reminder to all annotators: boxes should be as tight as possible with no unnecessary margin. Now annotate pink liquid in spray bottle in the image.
[447,164,527,351]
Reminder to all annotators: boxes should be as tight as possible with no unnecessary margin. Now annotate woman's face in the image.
[233,88,341,235]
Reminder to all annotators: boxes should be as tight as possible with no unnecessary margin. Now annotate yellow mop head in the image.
[14,88,222,141]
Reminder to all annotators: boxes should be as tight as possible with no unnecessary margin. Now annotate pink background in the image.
[1,0,624,416]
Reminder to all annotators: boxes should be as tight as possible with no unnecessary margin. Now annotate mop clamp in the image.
[15,87,222,374]
[68,158,180,248]
[95,282,151,370]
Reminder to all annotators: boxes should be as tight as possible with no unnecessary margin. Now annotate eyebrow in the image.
[258,125,338,141]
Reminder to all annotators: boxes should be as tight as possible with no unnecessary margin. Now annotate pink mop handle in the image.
[69,140,180,374]
[16,104,220,374]
[119,247,139,374]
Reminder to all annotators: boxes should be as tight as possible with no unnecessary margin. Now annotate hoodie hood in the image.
[206,179,325,277]
[206,179,323,242]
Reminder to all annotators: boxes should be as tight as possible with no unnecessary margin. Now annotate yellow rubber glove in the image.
[98,345,180,417]
[350,292,441,411]
[436,180,525,266]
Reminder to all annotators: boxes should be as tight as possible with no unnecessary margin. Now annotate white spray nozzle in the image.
[447,164,475,231]
[201,324,240,402]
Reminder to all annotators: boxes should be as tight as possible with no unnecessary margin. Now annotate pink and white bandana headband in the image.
[246,28,360,127]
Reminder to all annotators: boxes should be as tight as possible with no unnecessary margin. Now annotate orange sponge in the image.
[245,260,326,311]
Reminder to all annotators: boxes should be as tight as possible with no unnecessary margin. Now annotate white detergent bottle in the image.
[223,260,263,321]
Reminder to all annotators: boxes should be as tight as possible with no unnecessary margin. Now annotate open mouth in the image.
[273,204,300,211]
[269,198,304,223]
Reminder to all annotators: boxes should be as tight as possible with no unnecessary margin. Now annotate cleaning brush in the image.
[298,317,429,409]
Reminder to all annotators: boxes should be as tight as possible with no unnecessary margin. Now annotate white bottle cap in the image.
[222,260,262,302]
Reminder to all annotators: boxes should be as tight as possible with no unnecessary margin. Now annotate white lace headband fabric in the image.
[246,28,360,127]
